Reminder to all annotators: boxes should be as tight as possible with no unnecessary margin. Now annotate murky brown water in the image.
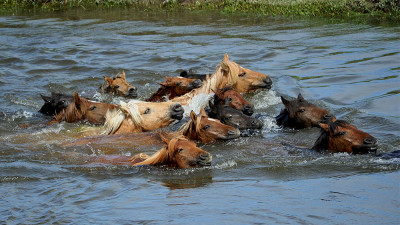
[0,9,399,224]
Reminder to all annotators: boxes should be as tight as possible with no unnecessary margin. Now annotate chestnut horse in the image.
[214,87,254,116]
[276,93,335,129]
[51,92,118,125]
[312,120,378,154]
[39,92,73,116]
[209,97,263,131]
[100,70,137,98]
[146,76,202,102]
[171,53,272,105]
[101,100,184,135]
[62,108,240,149]
[86,136,212,168]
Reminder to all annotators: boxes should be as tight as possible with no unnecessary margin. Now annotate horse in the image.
[180,70,208,80]
[84,136,212,169]
[146,76,203,102]
[50,92,118,125]
[39,92,73,116]
[214,87,254,116]
[101,100,184,135]
[312,119,378,154]
[62,108,240,149]
[276,93,335,129]
[208,96,263,131]
[171,53,272,105]
[100,70,137,98]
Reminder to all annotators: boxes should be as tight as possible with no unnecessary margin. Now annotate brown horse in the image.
[214,87,254,116]
[63,108,240,148]
[146,76,203,102]
[86,136,212,168]
[276,93,335,129]
[100,70,137,98]
[51,92,118,125]
[312,119,378,154]
[101,100,184,135]
[171,53,272,105]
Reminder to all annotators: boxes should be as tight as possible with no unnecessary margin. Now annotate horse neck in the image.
[312,131,330,150]
[133,147,171,166]
[179,119,214,143]
[54,103,83,123]
[146,86,171,102]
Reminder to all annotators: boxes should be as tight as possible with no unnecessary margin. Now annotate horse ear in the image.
[40,94,51,103]
[281,96,289,105]
[190,110,197,122]
[297,93,305,101]
[319,123,329,132]
[224,53,229,62]
[160,134,170,145]
[73,92,81,108]
[119,70,126,80]
[104,76,112,85]
[199,108,207,117]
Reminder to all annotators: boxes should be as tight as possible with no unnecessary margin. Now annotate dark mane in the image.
[312,120,348,150]
[146,85,170,102]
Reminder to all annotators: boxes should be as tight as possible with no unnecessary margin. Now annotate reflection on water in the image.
[0,9,399,224]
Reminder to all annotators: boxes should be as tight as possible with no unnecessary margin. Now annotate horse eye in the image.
[225,115,233,120]
[178,148,184,153]
[177,82,182,86]
[299,109,305,112]
[144,108,150,114]
[203,125,210,130]
[114,85,120,89]
[228,97,232,101]
[239,72,246,77]
[89,106,97,111]
[338,131,346,136]
[113,77,116,80]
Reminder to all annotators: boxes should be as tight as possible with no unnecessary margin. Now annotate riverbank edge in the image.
[1,0,399,22]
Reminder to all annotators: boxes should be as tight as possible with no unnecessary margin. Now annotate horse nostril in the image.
[263,77,272,86]
[244,105,251,110]
[199,153,209,160]
[173,104,183,111]
[364,137,376,145]
[323,114,332,119]
[129,88,136,93]
[192,79,202,88]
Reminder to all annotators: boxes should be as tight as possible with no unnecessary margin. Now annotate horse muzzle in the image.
[243,105,254,116]
[170,104,184,120]
[127,87,138,98]
[354,137,378,154]
[189,79,203,89]
[196,153,212,166]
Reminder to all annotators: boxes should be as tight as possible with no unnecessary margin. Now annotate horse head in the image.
[214,87,254,116]
[39,92,73,116]
[276,93,335,129]
[102,71,137,98]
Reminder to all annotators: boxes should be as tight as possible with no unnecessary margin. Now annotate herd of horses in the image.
[38,53,381,169]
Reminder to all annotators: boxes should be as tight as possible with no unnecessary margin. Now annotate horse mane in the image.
[179,114,202,141]
[171,59,240,105]
[102,101,143,135]
[133,138,182,166]
[146,85,170,102]
[312,120,348,150]
[53,101,84,123]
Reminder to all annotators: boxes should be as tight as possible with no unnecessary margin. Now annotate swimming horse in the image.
[100,70,138,98]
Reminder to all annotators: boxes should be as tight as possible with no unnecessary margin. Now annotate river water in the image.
[0,9,399,224]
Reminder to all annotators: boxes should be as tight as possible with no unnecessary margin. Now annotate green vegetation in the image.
[1,0,399,21]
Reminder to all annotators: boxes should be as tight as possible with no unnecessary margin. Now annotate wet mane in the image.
[53,100,84,123]
[312,120,349,150]
[146,85,170,102]
[133,138,182,166]
[102,101,143,135]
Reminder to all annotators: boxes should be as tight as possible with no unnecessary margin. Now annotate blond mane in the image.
[133,138,182,166]
[171,55,240,105]
[102,101,143,135]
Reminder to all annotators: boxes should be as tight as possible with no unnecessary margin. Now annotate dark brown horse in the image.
[146,76,202,102]
[39,92,73,116]
[180,70,208,80]
[214,87,254,116]
[209,97,263,131]
[62,108,240,149]
[312,120,378,154]
[86,136,212,169]
[100,71,137,98]
[50,92,118,125]
[276,93,335,129]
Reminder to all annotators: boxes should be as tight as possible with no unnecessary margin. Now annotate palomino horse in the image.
[39,92,73,116]
[101,100,184,135]
[214,87,254,116]
[276,93,335,129]
[171,53,272,105]
[62,108,240,149]
[100,70,137,98]
[312,119,378,154]
[86,136,212,168]
[209,97,263,131]
[51,92,118,125]
[146,76,202,102]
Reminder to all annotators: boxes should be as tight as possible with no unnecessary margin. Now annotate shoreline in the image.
[1,0,399,22]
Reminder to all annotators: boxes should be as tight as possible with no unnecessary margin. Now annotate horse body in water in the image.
[312,119,378,154]
[171,54,272,105]
[276,93,335,129]
[100,70,137,98]
[101,100,184,135]
[87,137,212,169]
[63,108,240,150]
[146,76,202,102]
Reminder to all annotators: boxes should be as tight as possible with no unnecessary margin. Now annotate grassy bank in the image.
[1,0,399,21]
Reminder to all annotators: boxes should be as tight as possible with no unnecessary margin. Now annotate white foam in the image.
[182,93,214,117]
